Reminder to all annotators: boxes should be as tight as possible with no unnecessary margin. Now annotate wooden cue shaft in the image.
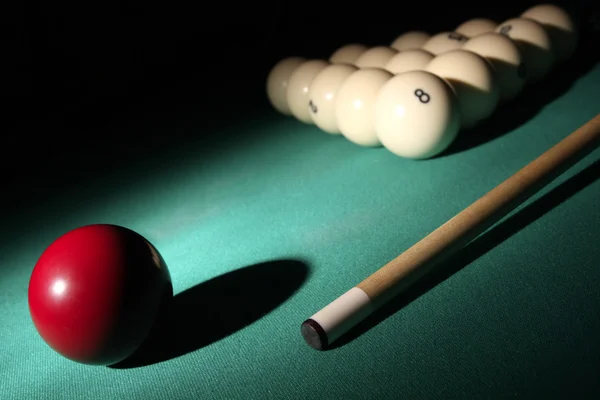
[302,113,600,350]
[360,114,600,300]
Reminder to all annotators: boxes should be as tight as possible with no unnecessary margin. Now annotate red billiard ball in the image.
[28,224,172,366]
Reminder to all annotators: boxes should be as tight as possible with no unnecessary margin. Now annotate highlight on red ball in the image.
[27,224,172,366]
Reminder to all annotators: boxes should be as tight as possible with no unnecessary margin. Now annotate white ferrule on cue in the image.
[306,287,374,345]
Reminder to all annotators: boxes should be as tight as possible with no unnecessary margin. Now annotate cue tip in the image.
[301,319,328,350]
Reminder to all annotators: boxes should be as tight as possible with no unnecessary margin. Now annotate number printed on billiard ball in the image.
[499,25,512,36]
[447,32,468,42]
[414,89,431,104]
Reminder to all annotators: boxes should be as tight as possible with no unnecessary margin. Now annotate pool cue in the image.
[301,113,600,350]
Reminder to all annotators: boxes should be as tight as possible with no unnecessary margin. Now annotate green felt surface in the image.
[1,56,600,399]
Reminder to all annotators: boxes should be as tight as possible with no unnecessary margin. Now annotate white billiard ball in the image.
[455,18,498,37]
[266,57,306,115]
[390,31,431,51]
[495,18,554,84]
[384,49,434,74]
[374,70,461,159]
[425,49,499,130]
[421,32,469,55]
[335,68,393,147]
[521,4,578,62]
[462,32,526,103]
[354,46,398,69]
[330,44,369,65]
[307,63,358,134]
[286,59,330,123]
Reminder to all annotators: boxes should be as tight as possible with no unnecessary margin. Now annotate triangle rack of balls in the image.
[266,4,579,160]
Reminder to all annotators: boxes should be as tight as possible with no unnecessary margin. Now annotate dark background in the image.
[1,0,590,219]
